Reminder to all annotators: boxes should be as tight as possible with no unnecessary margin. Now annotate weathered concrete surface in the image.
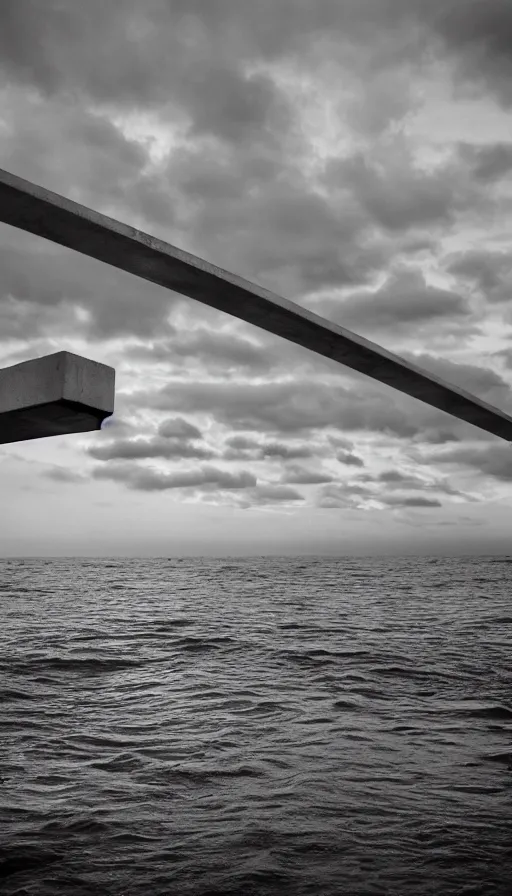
[0,351,115,444]
[0,166,511,442]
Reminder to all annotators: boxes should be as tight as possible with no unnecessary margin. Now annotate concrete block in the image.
[0,351,115,444]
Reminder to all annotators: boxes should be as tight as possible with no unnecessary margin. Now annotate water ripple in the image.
[2,556,512,895]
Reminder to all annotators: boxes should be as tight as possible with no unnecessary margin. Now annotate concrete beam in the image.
[0,166,511,442]
[0,351,115,444]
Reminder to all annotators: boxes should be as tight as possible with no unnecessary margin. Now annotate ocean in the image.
[2,556,512,895]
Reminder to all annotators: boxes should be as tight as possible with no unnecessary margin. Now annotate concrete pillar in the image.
[0,351,115,444]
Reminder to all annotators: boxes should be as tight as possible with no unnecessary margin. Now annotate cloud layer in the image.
[1,0,512,551]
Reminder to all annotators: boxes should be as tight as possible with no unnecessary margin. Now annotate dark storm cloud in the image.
[3,0,507,350]
[0,1,300,145]
[429,0,512,107]
[128,329,278,374]
[92,462,257,492]
[0,91,177,246]
[0,224,183,341]
[446,249,512,304]
[312,268,472,336]
[419,443,512,482]
[1,0,509,368]
[324,152,458,234]
[171,146,378,298]
[131,372,494,445]
[496,348,512,370]
[0,101,376,342]
[129,377,429,439]
[459,142,512,184]
[2,1,510,110]
[337,451,365,467]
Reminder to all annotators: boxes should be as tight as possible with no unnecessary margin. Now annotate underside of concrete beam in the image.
[0,351,115,444]
[1,166,512,442]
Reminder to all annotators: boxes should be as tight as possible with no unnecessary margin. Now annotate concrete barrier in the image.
[0,351,115,444]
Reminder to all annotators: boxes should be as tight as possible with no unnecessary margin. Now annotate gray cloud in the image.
[129,375,482,444]
[419,443,512,482]
[244,484,305,505]
[43,466,87,484]
[176,154,378,298]
[281,465,334,485]
[459,142,512,184]
[88,436,215,462]
[317,482,373,509]
[158,417,203,440]
[129,377,414,437]
[1,0,511,524]
[337,451,365,467]
[312,268,472,336]
[0,223,183,342]
[446,248,512,304]
[496,348,512,370]
[430,0,512,107]
[404,352,512,405]
[100,416,136,437]
[3,0,506,351]
[128,329,279,374]
[92,462,257,491]
[370,468,470,500]
[315,466,461,510]
[325,151,459,234]
[322,466,467,509]
[378,470,428,488]
[3,1,510,111]
[223,435,316,461]
[382,495,442,508]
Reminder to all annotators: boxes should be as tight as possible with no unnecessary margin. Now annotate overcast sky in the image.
[1,0,512,556]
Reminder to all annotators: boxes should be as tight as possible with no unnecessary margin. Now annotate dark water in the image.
[2,557,512,895]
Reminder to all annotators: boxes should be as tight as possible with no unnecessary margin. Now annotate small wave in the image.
[137,763,266,785]
[153,618,193,631]
[465,705,512,720]
[332,699,360,711]
[48,816,110,836]
[240,700,287,715]
[176,635,240,653]
[0,849,62,880]
[24,656,143,674]
[91,752,145,773]
[0,688,35,702]
[484,751,512,766]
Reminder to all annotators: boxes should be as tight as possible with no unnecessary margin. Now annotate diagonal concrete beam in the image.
[0,351,115,444]
[0,166,511,442]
